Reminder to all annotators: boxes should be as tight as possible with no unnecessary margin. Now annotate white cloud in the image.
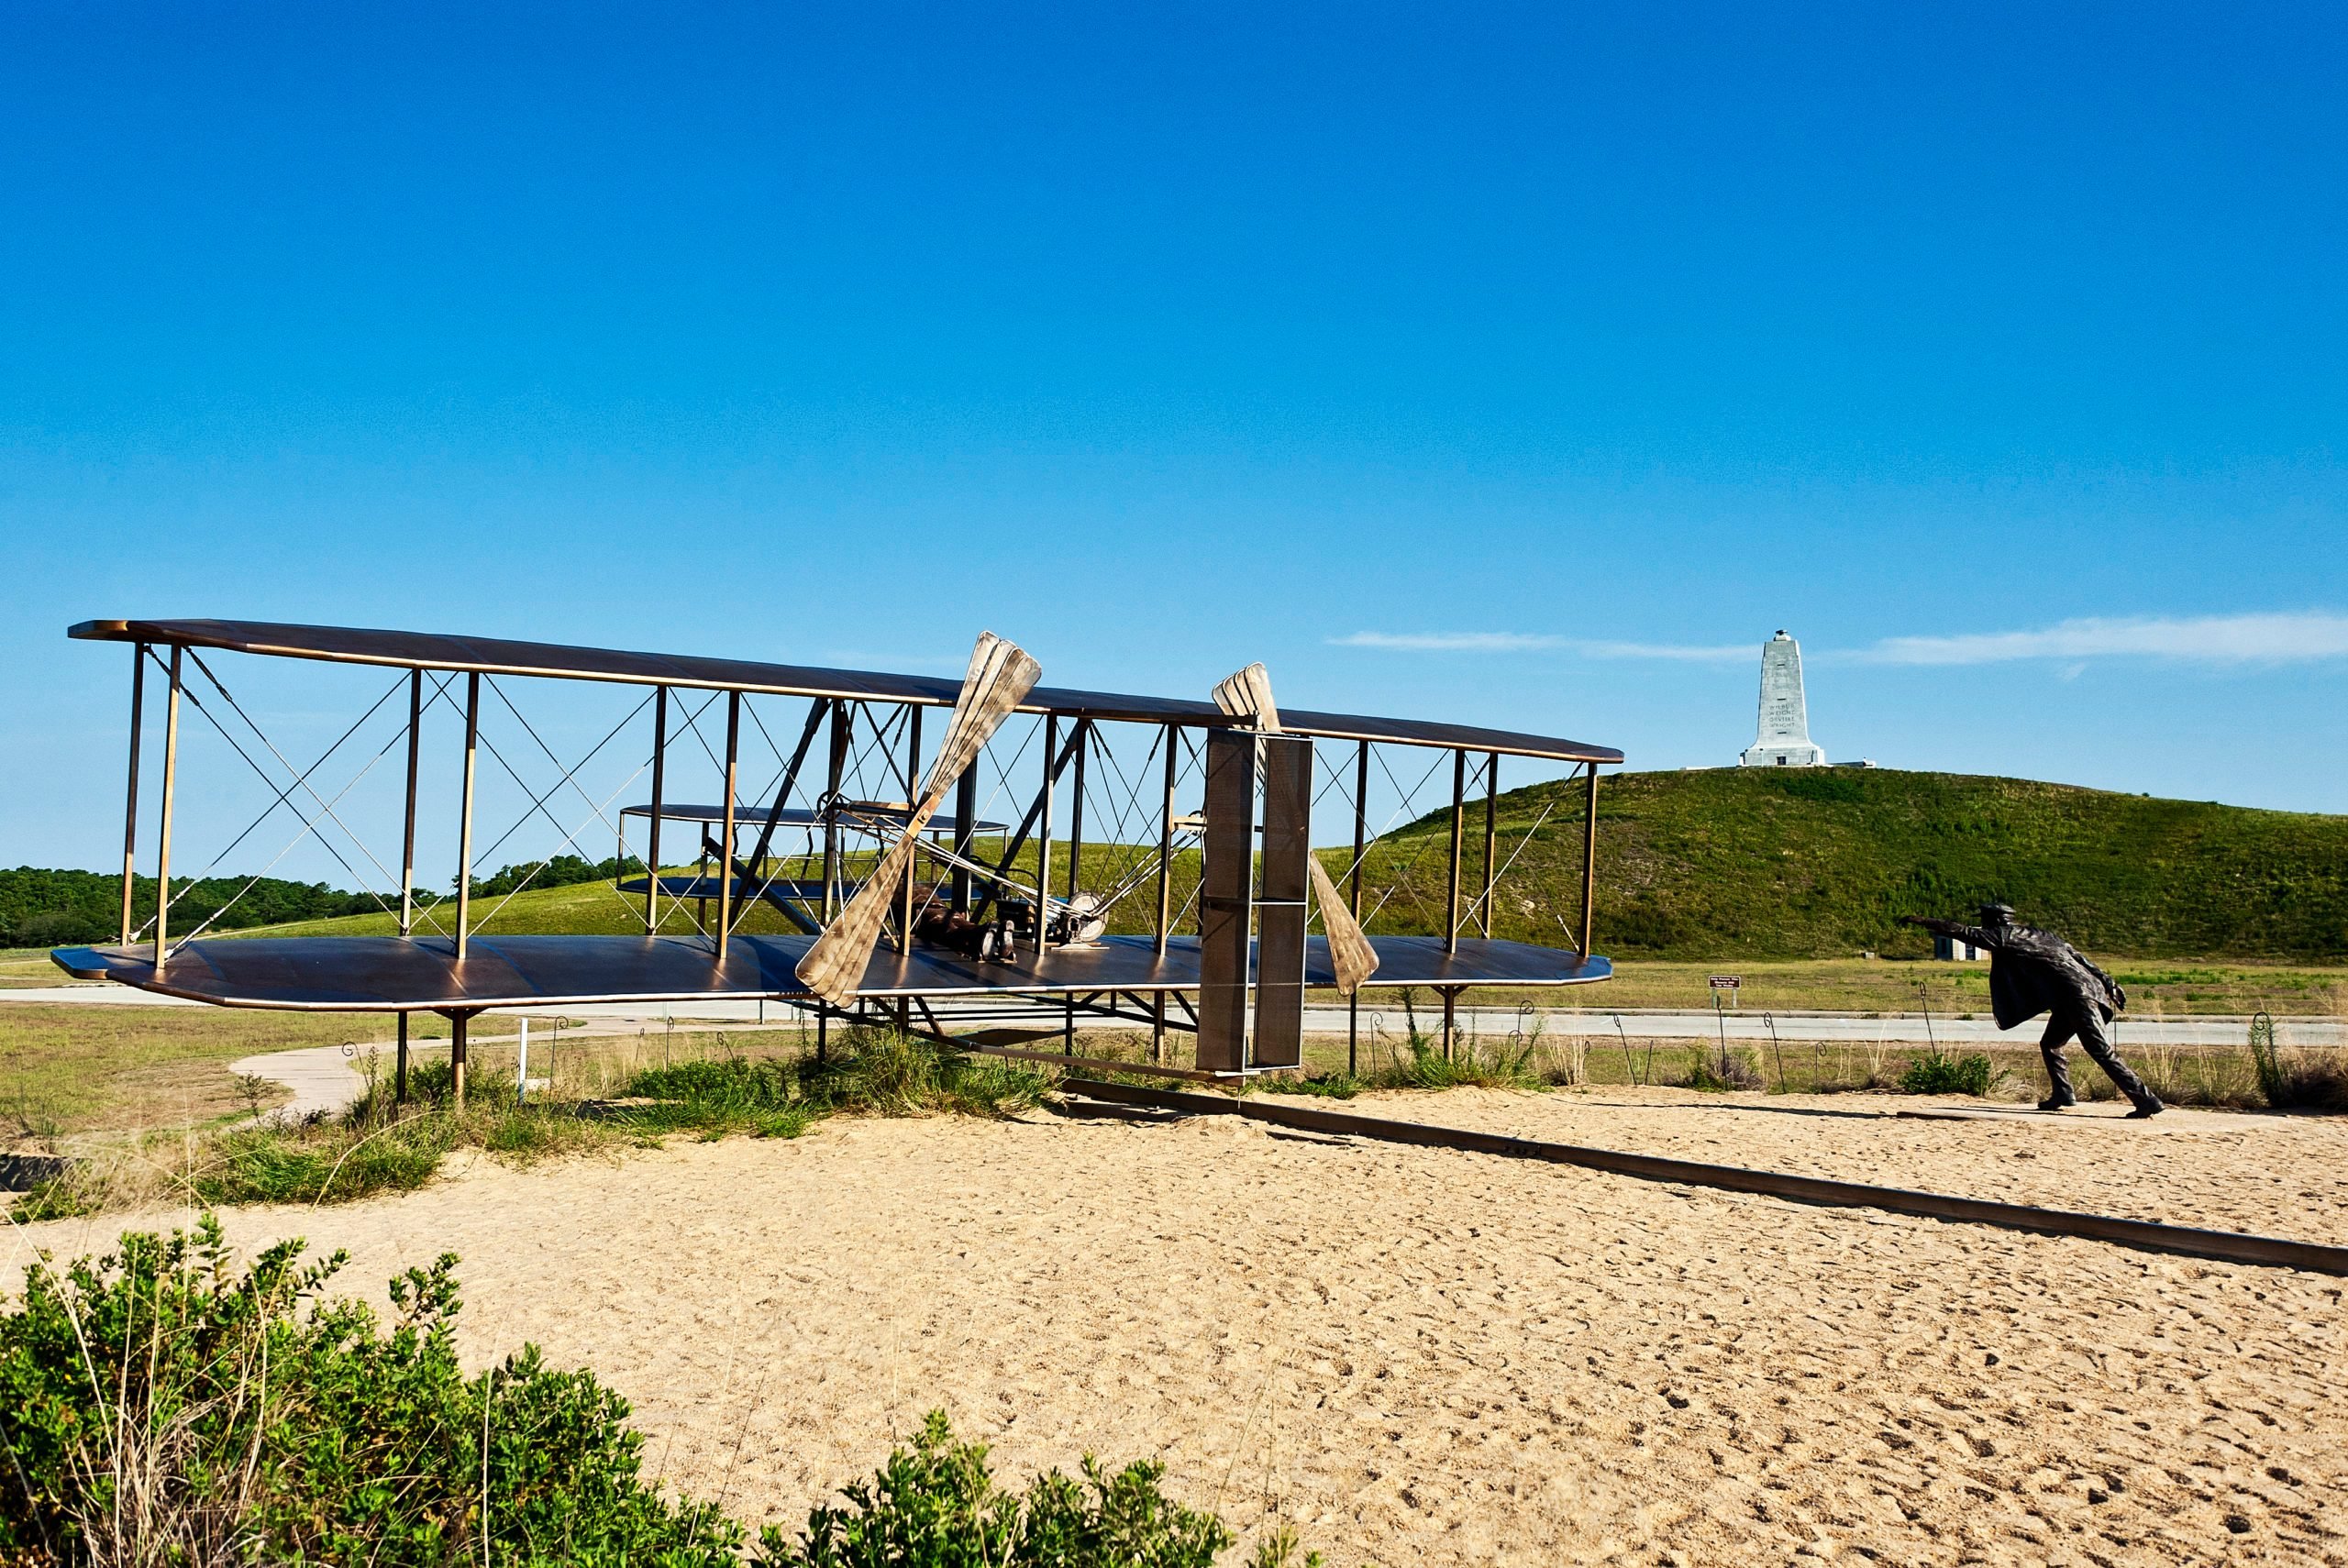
[1866,612,2348,667]
[1328,631,1567,652]
[1329,631,1747,661]
[1574,639,1754,663]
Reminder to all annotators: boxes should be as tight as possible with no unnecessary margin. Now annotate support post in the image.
[901,704,922,953]
[1348,739,1368,1077]
[951,749,978,913]
[118,643,146,945]
[1443,986,1457,1062]
[153,646,183,971]
[450,1012,469,1108]
[1580,761,1600,959]
[823,703,848,921]
[1036,714,1057,939]
[1067,721,1087,900]
[400,669,422,937]
[717,690,739,962]
[1154,727,1178,1062]
[1445,748,1466,956]
[398,668,421,1107]
[646,686,668,933]
[1481,752,1499,938]
[455,672,479,964]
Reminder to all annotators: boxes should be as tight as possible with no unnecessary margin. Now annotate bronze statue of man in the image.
[1899,904,2163,1117]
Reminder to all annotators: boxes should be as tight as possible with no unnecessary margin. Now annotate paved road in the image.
[11,983,2340,1049]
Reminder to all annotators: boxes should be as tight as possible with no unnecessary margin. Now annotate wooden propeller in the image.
[796,632,1041,1007]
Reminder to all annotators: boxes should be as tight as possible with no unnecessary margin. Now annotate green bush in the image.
[620,1032,1048,1131]
[1255,1073,1366,1100]
[0,1215,741,1565]
[755,1409,1314,1568]
[1897,1047,1998,1097]
[1679,1053,1763,1092]
[1,1224,1306,1567]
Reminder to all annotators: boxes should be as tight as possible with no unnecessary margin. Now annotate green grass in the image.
[0,1004,422,1137]
[15,1028,1053,1219]
[1358,767,2348,961]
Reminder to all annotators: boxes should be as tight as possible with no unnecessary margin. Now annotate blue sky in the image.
[4,3,2344,882]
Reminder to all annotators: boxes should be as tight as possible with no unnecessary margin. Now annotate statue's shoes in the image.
[2126,1102,2165,1119]
[2036,1096,2076,1110]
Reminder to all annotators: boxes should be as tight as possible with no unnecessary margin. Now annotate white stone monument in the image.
[1739,630,1827,767]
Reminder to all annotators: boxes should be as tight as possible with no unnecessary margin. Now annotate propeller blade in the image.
[796,632,1041,1007]
[1310,856,1379,996]
[1208,661,1379,995]
[1211,662,1279,733]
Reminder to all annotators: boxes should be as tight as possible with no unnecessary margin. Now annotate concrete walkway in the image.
[228,1043,371,1126]
[8,982,2339,1047]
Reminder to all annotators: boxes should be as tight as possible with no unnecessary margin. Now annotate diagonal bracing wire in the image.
[165,652,417,927]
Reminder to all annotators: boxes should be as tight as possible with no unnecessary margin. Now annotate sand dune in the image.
[9,1094,2343,1564]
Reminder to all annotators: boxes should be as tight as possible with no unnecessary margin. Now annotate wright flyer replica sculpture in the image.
[54,617,1620,1086]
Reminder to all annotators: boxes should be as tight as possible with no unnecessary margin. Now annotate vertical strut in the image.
[1154,726,1178,1062]
[450,1011,469,1109]
[152,646,183,971]
[455,672,480,964]
[118,643,146,945]
[951,746,978,913]
[646,686,668,933]
[823,702,848,922]
[400,670,422,937]
[1067,721,1088,900]
[1348,738,1368,1077]
[397,668,422,1106]
[1480,752,1499,938]
[1580,761,1600,959]
[717,691,739,961]
[1064,723,1082,1056]
[901,704,922,953]
[1445,748,1465,957]
[1036,714,1057,939]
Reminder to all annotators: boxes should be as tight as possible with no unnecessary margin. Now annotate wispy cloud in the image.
[1329,631,1567,652]
[1574,640,1753,663]
[1865,612,2348,667]
[1329,631,1746,661]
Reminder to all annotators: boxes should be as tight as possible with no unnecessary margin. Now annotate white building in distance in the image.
[1739,630,1828,767]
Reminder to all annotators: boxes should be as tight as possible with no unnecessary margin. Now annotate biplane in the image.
[53,618,1620,1097]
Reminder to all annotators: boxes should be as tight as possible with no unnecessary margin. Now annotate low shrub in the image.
[0,1223,1306,1567]
[799,1029,1051,1118]
[0,1216,742,1565]
[1374,1029,1541,1091]
[756,1408,1315,1568]
[1896,1047,1998,1098]
[1255,1074,1367,1100]
[2249,1013,2348,1111]
[1680,1053,1763,1093]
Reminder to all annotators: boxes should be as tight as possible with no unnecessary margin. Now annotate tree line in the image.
[0,856,644,948]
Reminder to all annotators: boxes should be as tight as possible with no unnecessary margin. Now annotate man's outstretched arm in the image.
[1899,915,1990,945]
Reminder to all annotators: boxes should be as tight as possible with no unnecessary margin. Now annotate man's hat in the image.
[1979,901,2016,920]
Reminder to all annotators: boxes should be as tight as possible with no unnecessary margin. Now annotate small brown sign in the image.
[1708,975,1741,990]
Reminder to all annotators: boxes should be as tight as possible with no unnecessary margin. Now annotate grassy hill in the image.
[102,767,2348,962]
[1384,767,2348,961]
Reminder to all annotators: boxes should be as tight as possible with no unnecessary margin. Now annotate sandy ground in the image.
[8,1093,2344,1566]
[1329,1088,2348,1246]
